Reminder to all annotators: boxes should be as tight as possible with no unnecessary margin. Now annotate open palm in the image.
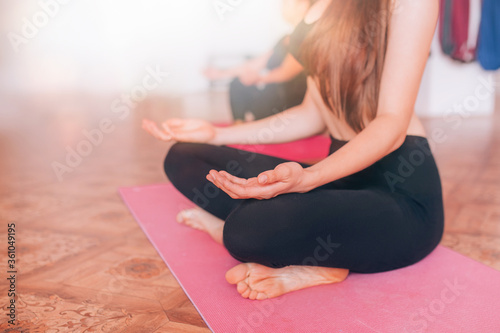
[142,118,216,144]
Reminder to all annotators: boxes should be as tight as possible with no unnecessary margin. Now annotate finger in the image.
[143,121,161,139]
[165,118,185,128]
[148,122,171,141]
[220,173,262,189]
[217,171,285,200]
[217,172,262,195]
[142,119,155,132]
[215,172,264,199]
[208,171,241,199]
[212,171,250,199]
[161,122,176,138]
[218,171,250,185]
[206,173,215,183]
[220,176,281,200]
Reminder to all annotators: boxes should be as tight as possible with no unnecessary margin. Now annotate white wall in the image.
[415,5,496,118]
[0,0,290,95]
[415,34,496,118]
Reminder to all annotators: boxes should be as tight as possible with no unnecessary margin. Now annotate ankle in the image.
[291,266,348,284]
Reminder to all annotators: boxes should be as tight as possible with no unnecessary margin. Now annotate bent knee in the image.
[222,205,281,266]
[164,142,199,177]
[229,77,245,91]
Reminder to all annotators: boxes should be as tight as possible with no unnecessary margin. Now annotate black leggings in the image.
[164,136,444,273]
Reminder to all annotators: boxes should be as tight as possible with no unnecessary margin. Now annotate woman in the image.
[204,0,317,122]
[143,0,443,301]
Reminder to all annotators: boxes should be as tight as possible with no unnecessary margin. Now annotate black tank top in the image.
[288,20,316,66]
[266,36,289,70]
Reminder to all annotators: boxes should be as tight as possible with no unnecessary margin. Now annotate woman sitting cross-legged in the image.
[143,0,444,300]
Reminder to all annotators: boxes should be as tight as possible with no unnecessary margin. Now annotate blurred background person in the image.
[204,0,318,123]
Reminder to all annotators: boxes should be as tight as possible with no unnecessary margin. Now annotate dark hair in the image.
[302,0,392,133]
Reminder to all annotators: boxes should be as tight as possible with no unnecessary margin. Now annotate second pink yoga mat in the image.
[228,135,331,162]
[120,183,500,333]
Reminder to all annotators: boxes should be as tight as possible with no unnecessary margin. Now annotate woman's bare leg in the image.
[176,208,224,245]
[225,263,349,300]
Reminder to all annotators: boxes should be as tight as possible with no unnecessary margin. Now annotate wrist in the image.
[258,70,269,84]
[208,126,226,146]
[297,167,320,193]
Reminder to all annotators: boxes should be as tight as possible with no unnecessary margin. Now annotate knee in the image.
[222,203,276,264]
[222,222,249,262]
[223,229,262,264]
[164,142,181,177]
[229,77,244,92]
[163,142,198,178]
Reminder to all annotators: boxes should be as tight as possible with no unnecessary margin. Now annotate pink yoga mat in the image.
[227,135,331,162]
[120,183,500,333]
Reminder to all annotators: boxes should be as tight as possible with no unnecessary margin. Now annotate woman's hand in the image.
[238,68,261,86]
[207,162,309,200]
[142,118,217,144]
[203,67,232,80]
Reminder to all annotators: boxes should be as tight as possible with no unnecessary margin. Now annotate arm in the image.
[299,0,439,191]
[244,51,273,72]
[204,51,272,80]
[142,80,326,147]
[257,54,304,85]
[207,0,439,199]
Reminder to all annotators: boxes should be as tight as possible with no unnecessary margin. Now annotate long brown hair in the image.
[302,0,392,133]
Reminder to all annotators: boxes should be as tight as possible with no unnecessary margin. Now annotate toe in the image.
[236,281,248,295]
[241,287,251,299]
[225,264,250,284]
[177,209,195,223]
[256,292,269,300]
[249,290,259,300]
[176,212,185,223]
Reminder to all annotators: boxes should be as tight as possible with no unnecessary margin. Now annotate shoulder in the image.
[303,0,331,24]
[389,0,439,24]
[387,0,439,47]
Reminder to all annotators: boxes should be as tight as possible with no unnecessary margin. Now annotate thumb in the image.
[258,165,290,184]
[169,130,207,143]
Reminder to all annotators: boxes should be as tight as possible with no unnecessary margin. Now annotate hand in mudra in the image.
[207,162,307,200]
[142,118,216,144]
[239,68,261,86]
[203,67,227,80]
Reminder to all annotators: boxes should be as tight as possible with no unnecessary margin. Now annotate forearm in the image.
[220,65,247,78]
[259,67,296,84]
[245,51,272,71]
[210,102,325,146]
[259,54,304,84]
[299,114,408,192]
[220,53,270,78]
[297,0,439,191]
[296,0,439,191]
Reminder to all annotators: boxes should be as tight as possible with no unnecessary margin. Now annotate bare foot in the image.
[225,263,349,300]
[176,208,224,244]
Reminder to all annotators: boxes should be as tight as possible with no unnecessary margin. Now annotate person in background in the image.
[204,0,318,123]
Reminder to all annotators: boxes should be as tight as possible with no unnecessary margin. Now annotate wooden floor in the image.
[0,90,499,332]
